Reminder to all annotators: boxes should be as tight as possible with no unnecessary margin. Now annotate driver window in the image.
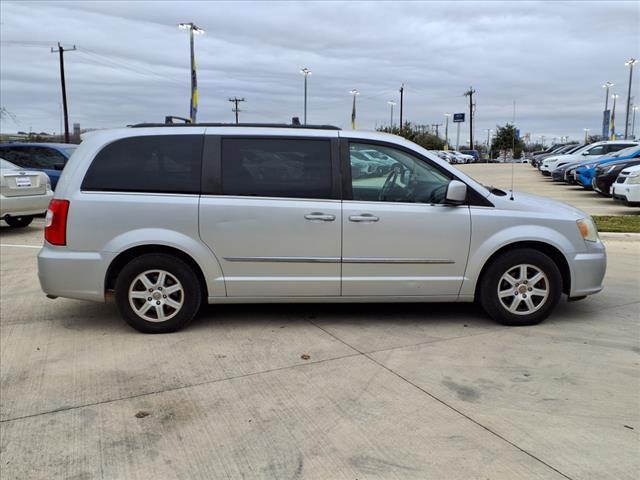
[349,143,451,204]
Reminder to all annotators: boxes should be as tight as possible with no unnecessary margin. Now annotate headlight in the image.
[627,172,640,184]
[577,218,598,242]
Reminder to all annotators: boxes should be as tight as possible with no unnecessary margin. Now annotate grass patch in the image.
[593,215,640,233]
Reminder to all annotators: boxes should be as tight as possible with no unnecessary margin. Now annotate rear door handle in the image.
[349,214,379,223]
[304,212,336,222]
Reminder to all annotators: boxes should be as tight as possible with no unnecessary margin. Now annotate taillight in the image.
[45,199,70,246]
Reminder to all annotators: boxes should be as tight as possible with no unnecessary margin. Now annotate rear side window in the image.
[0,147,34,168]
[29,147,67,168]
[221,138,332,199]
[82,135,203,194]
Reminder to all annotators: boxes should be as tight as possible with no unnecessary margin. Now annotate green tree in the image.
[490,123,525,159]
[377,122,445,150]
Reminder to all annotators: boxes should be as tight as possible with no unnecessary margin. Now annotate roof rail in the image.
[129,122,341,130]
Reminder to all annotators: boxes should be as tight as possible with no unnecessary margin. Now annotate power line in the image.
[228,97,245,124]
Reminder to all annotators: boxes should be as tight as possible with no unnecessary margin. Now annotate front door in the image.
[341,141,471,297]
[199,135,342,297]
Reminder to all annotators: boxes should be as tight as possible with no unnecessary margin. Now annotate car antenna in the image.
[510,99,516,201]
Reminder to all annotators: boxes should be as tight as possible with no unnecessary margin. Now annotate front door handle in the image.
[304,212,336,222]
[349,214,379,223]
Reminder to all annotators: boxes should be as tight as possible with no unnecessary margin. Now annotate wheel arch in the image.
[105,245,208,298]
[474,241,571,298]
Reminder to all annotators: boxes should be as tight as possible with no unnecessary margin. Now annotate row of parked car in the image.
[0,142,76,227]
[530,140,640,207]
[432,150,479,164]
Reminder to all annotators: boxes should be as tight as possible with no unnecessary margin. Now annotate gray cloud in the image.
[1,0,638,143]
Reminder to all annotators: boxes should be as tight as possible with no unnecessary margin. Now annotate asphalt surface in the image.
[458,163,639,216]
[0,220,638,479]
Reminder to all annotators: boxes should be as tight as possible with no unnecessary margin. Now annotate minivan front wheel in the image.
[115,253,202,333]
[479,249,562,326]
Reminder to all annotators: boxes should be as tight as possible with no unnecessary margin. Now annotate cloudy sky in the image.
[1,1,638,144]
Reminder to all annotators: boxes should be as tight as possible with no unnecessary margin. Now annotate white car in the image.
[540,140,638,175]
[0,158,53,228]
[611,164,640,207]
[449,151,474,164]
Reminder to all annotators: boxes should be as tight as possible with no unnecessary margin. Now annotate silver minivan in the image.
[38,124,606,333]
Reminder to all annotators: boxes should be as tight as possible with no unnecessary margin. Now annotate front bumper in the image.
[612,183,640,205]
[570,241,607,297]
[38,245,114,302]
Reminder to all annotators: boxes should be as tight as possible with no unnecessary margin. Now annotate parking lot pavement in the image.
[458,163,639,216]
[1,225,639,479]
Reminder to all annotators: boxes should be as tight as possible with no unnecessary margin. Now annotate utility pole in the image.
[350,89,359,129]
[51,43,76,143]
[444,113,451,150]
[464,87,475,149]
[399,84,404,131]
[624,58,637,139]
[228,97,245,124]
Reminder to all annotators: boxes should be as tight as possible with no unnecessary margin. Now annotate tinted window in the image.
[0,147,34,168]
[349,143,452,203]
[221,138,332,199]
[29,147,67,168]
[607,143,636,153]
[82,135,203,194]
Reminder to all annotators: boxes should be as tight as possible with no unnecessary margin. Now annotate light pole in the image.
[583,128,590,143]
[602,81,613,139]
[444,113,451,150]
[624,58,637,139]
[178,22,204,123]
[300,67,311,125]
[632,105,638,139]
[387,101,396,128]
[486,128,492,160]
[611,93,619,139]
[350,89,359,129]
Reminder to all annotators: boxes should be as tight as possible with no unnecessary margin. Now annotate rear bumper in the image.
[0,192,52,217]
[570,243,607,297]
[38,245,114,302]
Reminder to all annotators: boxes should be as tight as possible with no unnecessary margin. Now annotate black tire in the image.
[479,248,562,326]
[5,216,33,228]
[114,253,202,333]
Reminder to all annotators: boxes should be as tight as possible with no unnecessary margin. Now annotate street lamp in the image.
[611,93,619,139]
[624,58,637,139]
[350,89,359,129]
[486,128,492,160]
[300,67,311,125]
[178,22,205,123]
[387,101,396,128]
[632,105,638,139]
[444,113,452,150]
[583,128,590,143]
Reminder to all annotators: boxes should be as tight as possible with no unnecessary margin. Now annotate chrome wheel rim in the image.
[497,264,549,316]
[128,270,184,323]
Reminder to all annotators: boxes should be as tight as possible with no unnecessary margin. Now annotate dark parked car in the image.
[593,158,640,196]
[0,143,77,189]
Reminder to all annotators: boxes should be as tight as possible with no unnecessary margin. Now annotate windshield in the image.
[610,145,640,158]
[0,159,18,169]
[61,147,77,157]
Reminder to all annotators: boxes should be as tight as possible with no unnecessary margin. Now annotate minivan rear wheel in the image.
[479,249,562,326]
[115,253,202,333]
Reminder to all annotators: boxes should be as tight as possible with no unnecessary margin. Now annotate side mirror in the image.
[582,151,589,156]
[445,180,467,204]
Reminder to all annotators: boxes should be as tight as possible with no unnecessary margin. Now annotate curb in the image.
[599,232,640,240]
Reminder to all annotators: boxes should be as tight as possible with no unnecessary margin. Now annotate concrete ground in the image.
[458,163,640,216]
[0,222,638,480]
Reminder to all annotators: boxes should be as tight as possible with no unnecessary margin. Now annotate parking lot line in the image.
[0,244,42,249]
